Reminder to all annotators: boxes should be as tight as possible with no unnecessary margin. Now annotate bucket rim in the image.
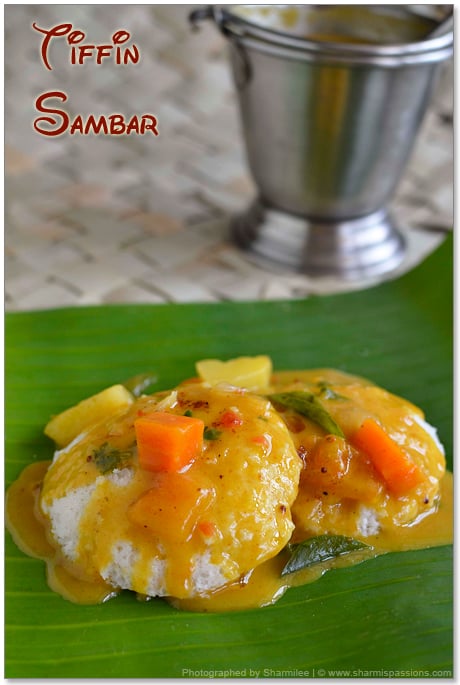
[211,4,453,60]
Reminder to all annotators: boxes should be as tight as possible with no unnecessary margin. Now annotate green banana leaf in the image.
[5,236,453,678]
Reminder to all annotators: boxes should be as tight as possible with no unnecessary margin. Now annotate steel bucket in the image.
[190,5,453,279]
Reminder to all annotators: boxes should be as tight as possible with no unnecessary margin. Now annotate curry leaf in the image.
[316,381,349,401]
[269,391,344,437]
[281,535,370,576]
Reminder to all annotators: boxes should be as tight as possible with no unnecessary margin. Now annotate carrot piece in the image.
[217,410,243,428]
[198,520,217,538]
[352,418,424,495]
[134,411,204,472]
[128,472,214,542]
[251,434,272,452]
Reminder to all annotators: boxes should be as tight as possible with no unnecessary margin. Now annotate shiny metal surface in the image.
[232,199,405,279]
[229,44,443,219]
[190,5,453,278]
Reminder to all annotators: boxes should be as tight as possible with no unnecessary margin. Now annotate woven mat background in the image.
[5,5,453,310]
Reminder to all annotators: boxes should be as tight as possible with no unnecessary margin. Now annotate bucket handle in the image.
[189,6,243,36]
[188,6,252,89]
[189,6,215,31]
[231,41,252,90]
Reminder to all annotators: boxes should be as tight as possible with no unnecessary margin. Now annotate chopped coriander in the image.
[204,427,222,441]
[92,442,133,474]
[183,409,193,417]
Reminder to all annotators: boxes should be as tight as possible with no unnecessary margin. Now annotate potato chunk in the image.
[44,384,134,447]
[196,355,272,391]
